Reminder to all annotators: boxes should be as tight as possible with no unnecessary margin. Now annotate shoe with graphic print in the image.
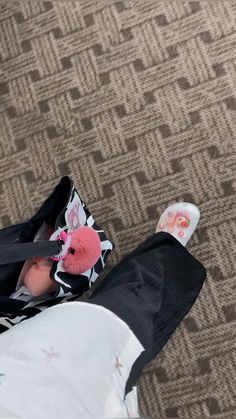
[156,202,200,246]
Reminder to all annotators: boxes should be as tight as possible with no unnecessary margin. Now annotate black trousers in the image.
[89,232,206,394]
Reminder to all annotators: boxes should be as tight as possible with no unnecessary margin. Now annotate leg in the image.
[89,203,206,393]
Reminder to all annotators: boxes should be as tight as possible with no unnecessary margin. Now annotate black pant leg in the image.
[89,232,206,393]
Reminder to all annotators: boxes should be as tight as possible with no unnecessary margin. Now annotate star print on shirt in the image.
[41,346,60,361]
[115,356,123,376]
[125,404,131,417]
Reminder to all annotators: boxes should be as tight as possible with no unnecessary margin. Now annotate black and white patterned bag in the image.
[0,176,113,333]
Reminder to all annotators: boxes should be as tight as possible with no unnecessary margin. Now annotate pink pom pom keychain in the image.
[24,227,101,297]
[50,226,101,275]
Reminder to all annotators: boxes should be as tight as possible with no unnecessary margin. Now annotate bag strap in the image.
[0,240,62,265]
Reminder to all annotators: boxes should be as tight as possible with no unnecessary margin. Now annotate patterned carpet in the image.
[0,0,236,417]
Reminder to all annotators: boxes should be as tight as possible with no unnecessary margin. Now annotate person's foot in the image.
[156,203,200,246]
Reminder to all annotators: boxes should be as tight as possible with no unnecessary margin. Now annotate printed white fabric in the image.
[0,302,144,418]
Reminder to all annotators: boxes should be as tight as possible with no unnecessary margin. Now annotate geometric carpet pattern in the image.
[0,1,236,416]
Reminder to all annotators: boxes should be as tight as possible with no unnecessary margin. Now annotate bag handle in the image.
[0,240,62,265]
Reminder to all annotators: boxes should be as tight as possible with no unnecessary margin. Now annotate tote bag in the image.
[0,176,113,333]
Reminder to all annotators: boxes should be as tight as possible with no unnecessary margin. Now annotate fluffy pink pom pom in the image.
[63,226,101,274]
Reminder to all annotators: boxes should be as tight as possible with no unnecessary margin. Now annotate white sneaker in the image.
[156,202,200,246]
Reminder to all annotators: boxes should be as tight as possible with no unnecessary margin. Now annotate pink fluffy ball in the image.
[63,226,101,274]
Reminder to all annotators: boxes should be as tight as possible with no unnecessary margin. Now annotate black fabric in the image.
[0,240,61,265]
[0,223,28,296]
[89,232,206,395]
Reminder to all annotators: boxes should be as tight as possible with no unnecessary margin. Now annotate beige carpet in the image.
[1,0,236,416]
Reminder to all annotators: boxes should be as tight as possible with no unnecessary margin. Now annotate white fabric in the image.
[10,285,32,302]
[0,302,144,418]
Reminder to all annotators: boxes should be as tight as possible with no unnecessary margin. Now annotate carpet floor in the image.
[0,0,236,417]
